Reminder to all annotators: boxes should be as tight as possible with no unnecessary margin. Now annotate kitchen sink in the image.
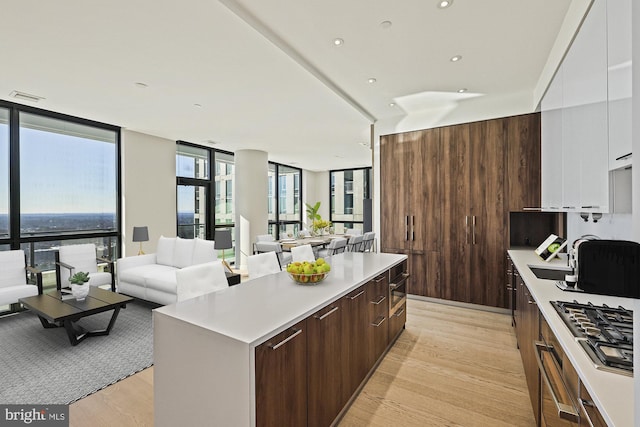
[527,264,573,281]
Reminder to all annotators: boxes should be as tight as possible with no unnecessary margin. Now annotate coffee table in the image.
[19,287,133,346]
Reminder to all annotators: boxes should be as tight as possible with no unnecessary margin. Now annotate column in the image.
[234,150,268,270]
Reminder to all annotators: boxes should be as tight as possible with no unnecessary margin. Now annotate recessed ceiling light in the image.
[134,82,148,88]
[333,38,344,46]
[194,103,202,108]
[457,88,467,93]
[368,78,377,84]
[450,55,462,62]
[380,21,392,29]
[389,102,396,107]
[438,0,453,9]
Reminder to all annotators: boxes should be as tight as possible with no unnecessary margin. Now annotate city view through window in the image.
[0,106,120,300]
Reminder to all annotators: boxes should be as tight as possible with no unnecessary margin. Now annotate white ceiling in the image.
[1,0,581,171]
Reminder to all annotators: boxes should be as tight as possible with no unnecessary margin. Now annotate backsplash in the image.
[567,213,633,245]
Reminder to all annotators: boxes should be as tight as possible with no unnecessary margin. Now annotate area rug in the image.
[0,300,153,405]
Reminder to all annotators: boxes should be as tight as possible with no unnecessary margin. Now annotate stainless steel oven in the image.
[389,260,409,316]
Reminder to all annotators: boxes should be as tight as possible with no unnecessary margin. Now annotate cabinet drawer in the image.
[389,301,406,343]
[579,382,607,427]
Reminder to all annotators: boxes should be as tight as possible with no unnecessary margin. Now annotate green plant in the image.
[69,271,90,285]
[305,201,321,222]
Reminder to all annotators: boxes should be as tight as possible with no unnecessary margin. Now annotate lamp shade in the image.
[214,229,233,250]
[132,226,149,242]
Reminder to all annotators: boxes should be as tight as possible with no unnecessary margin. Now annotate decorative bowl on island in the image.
[286,259,331,285]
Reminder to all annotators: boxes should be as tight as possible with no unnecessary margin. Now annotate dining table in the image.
[278,234,350,251]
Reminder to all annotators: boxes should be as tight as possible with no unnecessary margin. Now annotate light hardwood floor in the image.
[69,299,535,427]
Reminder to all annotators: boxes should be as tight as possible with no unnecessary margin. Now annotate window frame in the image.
[268,161,303,239]
[328,167,372,232]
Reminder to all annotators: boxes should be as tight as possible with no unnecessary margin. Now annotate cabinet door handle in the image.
[405,216,409,241]
[371,295,386,305]
[615,152,632,161]
[411,216,415,241]
[314,306,339,320]
[348,290,365,300]
[535,342,579,423]
[374,275,386,283]
[472,215,476,245]
[371,316,386,327]
[393,307,405,317]
[465,216,470,244]
[269,328,302,350]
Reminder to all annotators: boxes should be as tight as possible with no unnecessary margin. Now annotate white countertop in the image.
[509,249,633,427]
[154,252,406,346]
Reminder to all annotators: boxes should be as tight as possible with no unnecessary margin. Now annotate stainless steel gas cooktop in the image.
[551,300,633,376]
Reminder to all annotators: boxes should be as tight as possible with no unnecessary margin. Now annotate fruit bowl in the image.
[286,259,331,285]
[288,271,329,285]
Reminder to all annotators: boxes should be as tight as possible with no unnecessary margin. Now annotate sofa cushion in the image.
[192,238,216,266]
[156,236,176,266]
[0,285,39,306]
[88,272,112,288]
[118,264,177,286]
[173,237,194,268]
[145,270,179,294]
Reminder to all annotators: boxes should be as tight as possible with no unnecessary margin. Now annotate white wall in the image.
[302,170,329,228]
[121,130,177,257]
[632,1,640,423]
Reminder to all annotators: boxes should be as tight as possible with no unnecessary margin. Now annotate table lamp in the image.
[132,226,149,255]
[214,229,233,273]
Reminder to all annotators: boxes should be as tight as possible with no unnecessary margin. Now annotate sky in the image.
[0,123,116,214]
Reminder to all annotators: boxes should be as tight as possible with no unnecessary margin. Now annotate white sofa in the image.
[116,236,218,305]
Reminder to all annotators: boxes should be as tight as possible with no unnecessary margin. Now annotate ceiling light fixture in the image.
[368,78,377,84]
[438,0,453,9]
[194,103,202,108]
[450,55,462,62]
[333,38,344,46]
[134,82,148,88]
[380,20,392,29]
[389,102,396,107]
[457,88,467,93]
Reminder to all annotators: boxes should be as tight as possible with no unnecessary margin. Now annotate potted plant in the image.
[69,271,91,301]
[305,202,331,236]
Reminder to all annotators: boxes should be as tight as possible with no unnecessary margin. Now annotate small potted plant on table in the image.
[69,271,91,301]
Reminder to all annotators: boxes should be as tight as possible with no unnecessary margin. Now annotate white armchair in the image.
[55,244,115,291]
[0,249,43,306]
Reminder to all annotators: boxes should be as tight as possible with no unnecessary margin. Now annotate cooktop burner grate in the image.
[551,300,633,376]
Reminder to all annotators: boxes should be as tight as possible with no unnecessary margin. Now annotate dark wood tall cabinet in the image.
[380,130,441,298]
[381,113,541,308]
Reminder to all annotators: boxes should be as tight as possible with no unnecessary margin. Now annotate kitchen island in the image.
[509,249,633,427]
[153,252,407,427]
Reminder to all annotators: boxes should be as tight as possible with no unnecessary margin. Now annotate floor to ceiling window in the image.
[330,167,371,234]
[268,163,302,239]
[176,142,235,262]
[0,101,121,304]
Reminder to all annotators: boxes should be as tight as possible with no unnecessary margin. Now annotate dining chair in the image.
[291,244,316,263]
[247,252,282,279]
[345,228,362,236]
[254,241,292,268]
[362,232,376,252]
[316,238,348,258]
[176,261,228,302]
[346,235,364,252]
[55,243,115,291]
[298,229,311,238]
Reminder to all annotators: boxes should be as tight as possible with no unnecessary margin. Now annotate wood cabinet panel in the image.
[380,133,411,253]
[441,124,471,303]
[469,119,507,307]
[507,113,541,210]
[368,276,389,368]
[307,301,344,427]
[255,320,307,427]
[341,284,370,404]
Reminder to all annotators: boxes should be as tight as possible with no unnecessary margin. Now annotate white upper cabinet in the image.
[540,0,630,213]
[607,0,632,170]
